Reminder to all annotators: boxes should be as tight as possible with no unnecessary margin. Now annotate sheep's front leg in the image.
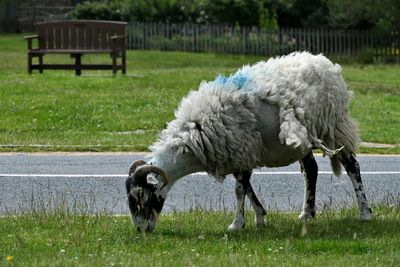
[229,172,247,230]
[242,171,266,227]
[339,154,372,220]
[229,171,266,230]
[299,152,318,220]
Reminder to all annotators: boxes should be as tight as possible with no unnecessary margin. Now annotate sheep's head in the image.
[125,160,169,232]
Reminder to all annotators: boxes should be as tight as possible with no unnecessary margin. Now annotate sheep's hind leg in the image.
[299,152,318,220]
[229,171,266,231]
[339,154,372,220]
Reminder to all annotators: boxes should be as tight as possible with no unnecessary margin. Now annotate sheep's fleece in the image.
[151,52,359,179]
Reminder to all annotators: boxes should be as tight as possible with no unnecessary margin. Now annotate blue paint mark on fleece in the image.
[214,68,249,90]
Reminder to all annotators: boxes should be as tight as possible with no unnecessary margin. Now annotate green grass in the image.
[344,65,400,148]
[0,34,399,153]
[1,205,400,266]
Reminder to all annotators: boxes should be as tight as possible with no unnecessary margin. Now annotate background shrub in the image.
[69,0,400,33]
[70,0,279,28]
[356,48,374,64]
[69,1,131,21]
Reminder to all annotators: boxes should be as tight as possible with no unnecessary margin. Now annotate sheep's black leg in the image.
[339,154,372,220]
[229,171,266,230]
[299,152,318,220]
[242,171,266,227]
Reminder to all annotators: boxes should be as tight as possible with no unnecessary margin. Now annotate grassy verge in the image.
[0,34,399,153]
[1,205,400,266]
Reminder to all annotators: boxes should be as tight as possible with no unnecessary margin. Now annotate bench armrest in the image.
[24,35,39,40]
[111,35,127,40]
[111,35,127,52]
[24,35,39,50]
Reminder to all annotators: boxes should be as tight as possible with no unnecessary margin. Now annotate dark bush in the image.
[69,1,130,21]
[67,0,400,31]
[356,48,374,64]
[69,0,278,28]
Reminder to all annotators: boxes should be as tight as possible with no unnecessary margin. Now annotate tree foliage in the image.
[69,0,400,31]
[70,0,280,28]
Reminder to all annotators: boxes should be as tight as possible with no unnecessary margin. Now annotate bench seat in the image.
[29,49,114,54]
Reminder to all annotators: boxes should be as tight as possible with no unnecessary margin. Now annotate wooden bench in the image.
[24,20,127,75]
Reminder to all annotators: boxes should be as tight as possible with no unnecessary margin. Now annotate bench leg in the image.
[73,54,82,76]
[122,52,126,74]
[39,55,43,74]
[27,53,32,74]
[112,53,117,75]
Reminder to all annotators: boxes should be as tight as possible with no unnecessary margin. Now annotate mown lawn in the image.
[0,34,399,153]
[1,205,400,266]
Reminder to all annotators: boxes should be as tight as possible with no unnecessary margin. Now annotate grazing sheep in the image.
[125,52,372,232]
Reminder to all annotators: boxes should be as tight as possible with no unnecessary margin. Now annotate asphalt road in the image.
[0,153,399,215]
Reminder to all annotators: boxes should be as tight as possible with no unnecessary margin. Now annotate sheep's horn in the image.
[129,160,147,176]
[133,165,170,188]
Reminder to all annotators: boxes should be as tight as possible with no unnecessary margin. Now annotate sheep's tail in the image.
[330,156,342,177]
[310,136,344,177]
[309,115,360,177]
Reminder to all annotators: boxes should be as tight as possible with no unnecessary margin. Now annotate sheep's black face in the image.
[126,171,167,232]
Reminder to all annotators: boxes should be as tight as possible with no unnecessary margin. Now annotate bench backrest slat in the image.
[35,20,127,50]
[86,27,93,49]
[62,26,69,49]
[47,27,54,49]
[54,27,62,49]
[101,28,108,49]
[77,24,85,49]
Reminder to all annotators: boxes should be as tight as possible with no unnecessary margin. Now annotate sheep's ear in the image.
[146,173,161,187]
[134,165,170,189]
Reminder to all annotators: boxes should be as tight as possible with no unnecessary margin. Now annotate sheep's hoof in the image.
[298,211,315,221]
[255,218,266,228]
[228,223,245,231]
[360,208,372,221]
[255,222,266,228]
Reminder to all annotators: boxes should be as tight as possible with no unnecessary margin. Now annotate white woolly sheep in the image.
[125,52,372,232]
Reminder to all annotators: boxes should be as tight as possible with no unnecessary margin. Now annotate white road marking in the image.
[254,171,400,175]
[0,171,399,178]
